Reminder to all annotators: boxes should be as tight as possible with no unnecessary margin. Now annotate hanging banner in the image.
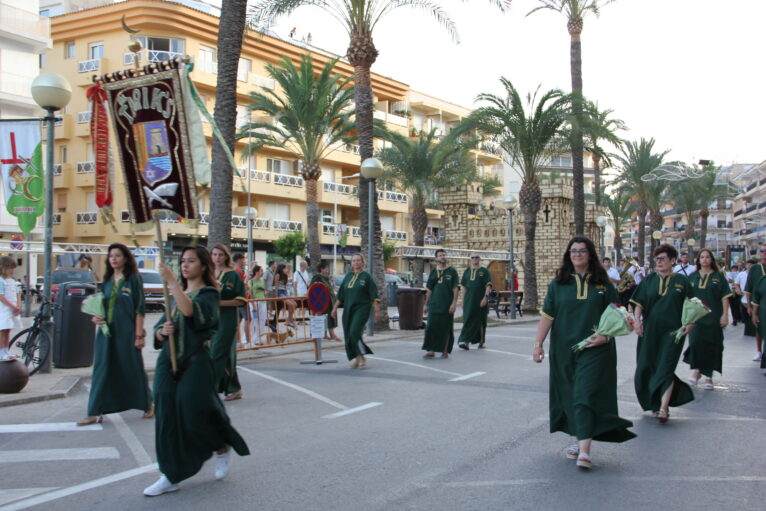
[0,120,44,235]
[100,61,198,228]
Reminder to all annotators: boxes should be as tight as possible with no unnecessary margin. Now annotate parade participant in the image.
[331,253,380,368]
[683,249,732,389]
[745,245,766,362]
[533,237,635,470]
[144,246,249,497]
[77,244,153,425]
[726,263,742,326]
[748,267,766,371]
[617,258,637,309]
[737,260,757,341]
[0,256,20,361]
[457,254,492,350]
[631,244,695,423]
[248,265,267,345]
[422,249,459,358]
[210,244,247,401]
[311,261,341,341]
[672,251,697,277]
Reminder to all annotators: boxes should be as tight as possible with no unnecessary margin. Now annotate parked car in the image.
[50,268,97,302]
[139,269,165,311]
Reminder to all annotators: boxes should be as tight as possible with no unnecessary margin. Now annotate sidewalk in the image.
[0,307,539,408]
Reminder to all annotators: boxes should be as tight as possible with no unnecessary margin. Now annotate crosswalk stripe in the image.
[0,488,58,507]
[0,423,103,434]
[0,448,119,463]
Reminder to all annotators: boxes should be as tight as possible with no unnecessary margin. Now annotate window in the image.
[267,158,290,175]
[381,216,394,231]
[86,192,97,211]
[550,155,572,167]
[59,146,67,163]
[39,53,45,68]
[320,166,334,182]
[89,42,104,60]
[198,45,216,73]
[321,209,334,224]
[39,8,50,17]
[237,58,251,82]
[236,105,249,128]
[65,41,75,59]
[136,37,185,61]
[265,203,289,220]
[86,143,94,161]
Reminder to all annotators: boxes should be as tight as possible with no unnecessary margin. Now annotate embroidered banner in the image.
[0,120,44,235]
[101,62,198,228]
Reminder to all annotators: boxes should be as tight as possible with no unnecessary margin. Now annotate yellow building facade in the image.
[42,0,501,270]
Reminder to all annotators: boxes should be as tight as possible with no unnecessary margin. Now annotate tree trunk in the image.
[650,209,663,252]
[569,27,585,235]
[699,209,709,248]
[520,180,541,311]
[637,202,647,265]
[410,203,428,288]
[613,231,622,263]
[305,178,321,269]
[208,0,247,248]
[593,153,601,206]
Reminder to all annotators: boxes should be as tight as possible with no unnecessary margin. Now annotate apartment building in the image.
[39,0,502,272]
[730,161,765,254]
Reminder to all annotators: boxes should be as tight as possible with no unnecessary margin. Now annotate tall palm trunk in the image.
[569,17,585,235]
[699,209,710,249]
[410,203,428,288]
[348,34,388,330]
[613,231,622,263]
[592,153,601,206]
[650,209,663,252]
[304,175,321,268]
[636,202,647,265]
[208,0,247,248]
[520,179,542,311]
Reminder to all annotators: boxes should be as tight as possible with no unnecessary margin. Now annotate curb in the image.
[0,375,84,408]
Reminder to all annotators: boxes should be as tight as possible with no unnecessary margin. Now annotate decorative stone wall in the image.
[440,178,603,308]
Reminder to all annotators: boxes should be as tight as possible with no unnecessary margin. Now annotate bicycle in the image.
[8,299,61,376]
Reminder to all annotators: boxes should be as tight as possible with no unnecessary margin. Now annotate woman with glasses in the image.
[631,244,695,423]
[683,249,732,390]
[533,237,635,470]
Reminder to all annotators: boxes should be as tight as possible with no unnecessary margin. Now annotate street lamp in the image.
[360,157,383,336]
[501,195,518,319]
[245,207,257,270]
[31,72,71,373]
[596,216,607,259]
[687,238,696,262]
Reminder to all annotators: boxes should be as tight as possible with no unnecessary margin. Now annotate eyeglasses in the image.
[569,249,589,255]
[470,256,480,259]
[654,256,669,262]
[760,249,766,252]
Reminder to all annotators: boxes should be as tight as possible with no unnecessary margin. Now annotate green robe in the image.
[337,271,377,360]
[311,273,337,330]
[422,267,458,353]
[750,276,766,369]
[683,271,732,377]
[542,274,635,442]
[458,266,491,345]
[152,286,249,484]
[630,272,695,412]
[87,273,151,416]
[745,263,765,342]
[211,269,246,395]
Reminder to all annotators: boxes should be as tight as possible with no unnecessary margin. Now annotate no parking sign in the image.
[307,282,331,314]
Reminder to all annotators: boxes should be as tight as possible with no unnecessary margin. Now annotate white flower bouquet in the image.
[671,297,711,344]
[572,303,633,351]
[81,293,109,336]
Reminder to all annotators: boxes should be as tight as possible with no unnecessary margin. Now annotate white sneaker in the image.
[143,475,179,496]
[215,449,231,480]
[753,352,763,361]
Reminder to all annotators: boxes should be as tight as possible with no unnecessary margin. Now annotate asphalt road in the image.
[1,322,764,510]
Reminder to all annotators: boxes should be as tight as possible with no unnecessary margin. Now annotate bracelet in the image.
[534,343,543,348]
[135,334,145,339]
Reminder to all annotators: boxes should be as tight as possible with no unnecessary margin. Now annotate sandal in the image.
[422,352,435,359]
[657,408,670,424]
[223,390,243,401]
[141,406,155,419]
[478,343,486,349]
[350,359,359,369]
[458,343,469,351]
[702,379,714,390]
[687,375,700,386]
[440,353,449,359]
[76,415,103,426]
[576,453,593,469]
[565,444,580,459]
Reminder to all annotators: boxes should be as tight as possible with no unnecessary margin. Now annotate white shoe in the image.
[565,444,580,459]
[215,449,231,480]
[576,453,593,469]
[753,352,763,361]
[143,475,179,496]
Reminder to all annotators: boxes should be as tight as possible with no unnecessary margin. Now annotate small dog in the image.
[265,329,293,344]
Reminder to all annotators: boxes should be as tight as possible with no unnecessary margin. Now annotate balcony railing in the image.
[384,190,407,203]
[53,164,62,176]
[385,230,407,241]
[323,181,358,195]
[340,143,360,155]
[273,219,302,232]
[52,213,61,225]
[123,50,184,66]
[76,111,91,124]
[230,215,269,229]
[351,226,361,237]
[76,211,98,224]
[249,169,271,182]
[78,59,100,73]
[76,161,95,173]
[0,3,50,41]
[274,173,304,187]
[0,72,34,98]
[322,223,338,236]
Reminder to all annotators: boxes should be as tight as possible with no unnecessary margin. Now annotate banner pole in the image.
[154,212,178,375]
[24,235,31,317]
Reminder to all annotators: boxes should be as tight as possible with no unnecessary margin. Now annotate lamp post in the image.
[31,72,71,374]
[687,238,696,262]
[245,207,257,270]
[501,195,518,319]
[360,157,383,336]
[596,216,607,259]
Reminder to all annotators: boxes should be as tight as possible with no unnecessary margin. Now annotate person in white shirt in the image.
[603,257,621,287]
[630,263,646,285]
[673,251,697,276]
[293,260,310,297]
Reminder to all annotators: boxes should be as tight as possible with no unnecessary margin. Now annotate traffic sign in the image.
[307,282,331,314]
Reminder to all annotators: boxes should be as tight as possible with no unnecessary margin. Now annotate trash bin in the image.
[53,282,97,368]
[397,287,425,330]
[386,282,398,307]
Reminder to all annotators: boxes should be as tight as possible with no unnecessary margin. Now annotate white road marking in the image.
[0,488,58,507]
[0,423,102,434]
[367,355,462,377]
[481,348,533,359]
[448,371,486,382]
[322,402,383,419]
[237,365,346,410]
[0,447,119,464]
[110,413,153,466]
[0,463,158,511]
[484,334,537,341]
[424,475,766,488]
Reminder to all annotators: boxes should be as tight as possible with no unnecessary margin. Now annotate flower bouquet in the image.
[572,303,633,351]
[81,293,109,337]
[671,297,711,344]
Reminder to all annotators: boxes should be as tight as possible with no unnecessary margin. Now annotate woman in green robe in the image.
[210,244,247,401]
[144,246,249,497]
[749,273,766,362]
[331,253,381,368]
[311,261,340,341]
[77,243,152,426]
[630,243,696,423]
[423,248,459,358]
[683,249,732,389]
[533,236,636,470]
[458,254,492,350]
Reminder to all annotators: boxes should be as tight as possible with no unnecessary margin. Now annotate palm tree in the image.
[249,0,511,329]
[602,187,635,262]
[240,55,355,267]
[376,127,479,287]
[691,163,734,249]
[668,176,700,244]
[208,0,248,248]
[583,101,625,206]
[614,138,669,265]
[528,0,615,234]
[469,79,568,311]
[643,179,669,252]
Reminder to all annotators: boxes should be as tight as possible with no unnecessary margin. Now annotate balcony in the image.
[74,211,103,236]
[41,114,72,140]
[52,212,71,238]
[75,161,95,187]
[323,181,358,195]
[384,230,407,242]
[53,163,72,188]
[0,2,51,52]
[377,189,408,203]
[0,72,37,107]
[273,219,302,232]
[123,50,184,67]
[76,58,107,86]
[273,173,304,187]
[250,169,271,182]
[231,215,269,229]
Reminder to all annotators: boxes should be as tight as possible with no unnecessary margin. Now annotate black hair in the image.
[104,243,138,282]
[653,243,678,261]
[555,236,609,286]
[316,261,329,273]
[695,248,719,273]
[434,248,447,257]
[232,252,245,262]
[179,246,217,291]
